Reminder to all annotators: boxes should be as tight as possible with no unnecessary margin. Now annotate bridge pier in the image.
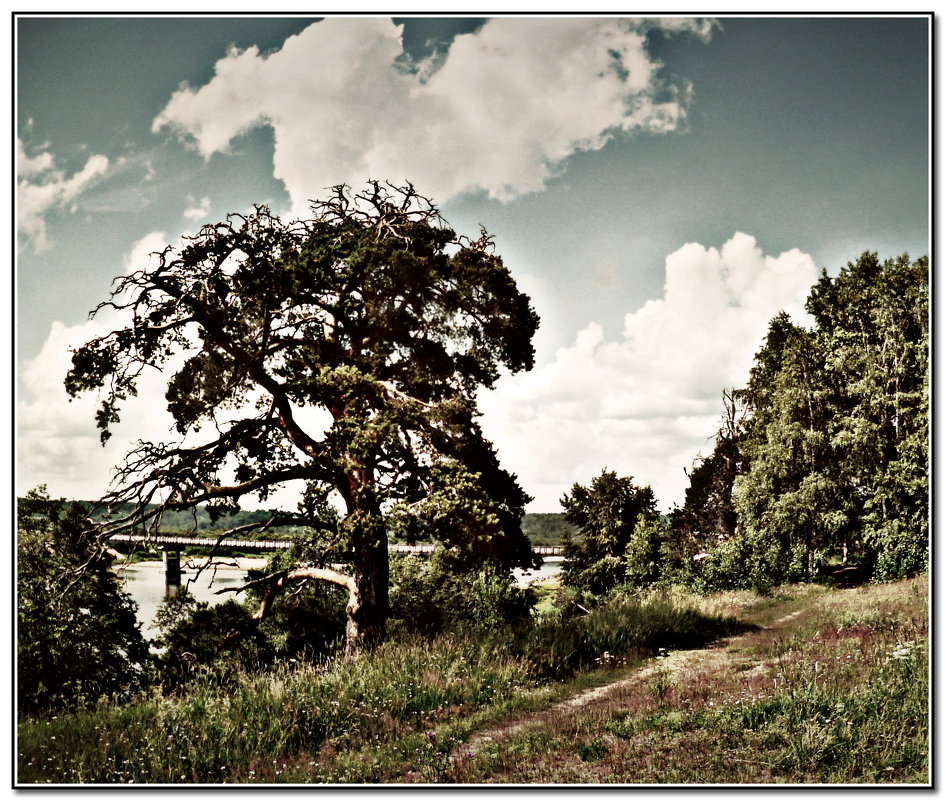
[163,549,182,596]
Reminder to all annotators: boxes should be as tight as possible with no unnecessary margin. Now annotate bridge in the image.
[109,533,563,596]
[110,533,563,556]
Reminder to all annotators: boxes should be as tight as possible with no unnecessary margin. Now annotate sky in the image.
[15,14,931,513]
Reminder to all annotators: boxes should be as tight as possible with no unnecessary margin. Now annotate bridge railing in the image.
[109,533,563,557]
[109,533,292,551]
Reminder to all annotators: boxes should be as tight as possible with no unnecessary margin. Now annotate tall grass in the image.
[19,592,729,783]
[20,579,926,784]
[447,576,929,784]
[507,589,747,679]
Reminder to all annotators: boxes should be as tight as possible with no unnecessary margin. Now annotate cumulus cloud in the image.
[477,233,818,512]
[17,139,109,253]
[183,195,212,223]
[153,17,714,213]
[17,234,175,499]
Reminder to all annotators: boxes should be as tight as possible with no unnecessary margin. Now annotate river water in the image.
[115,559,265,639]
[117,556,563,638]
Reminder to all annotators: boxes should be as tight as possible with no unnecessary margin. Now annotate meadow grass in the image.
[446,576,929,784]
[17,576,928,784]
[18,590,730,784]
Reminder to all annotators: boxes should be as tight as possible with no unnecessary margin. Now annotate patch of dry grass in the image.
[443,575,929,785]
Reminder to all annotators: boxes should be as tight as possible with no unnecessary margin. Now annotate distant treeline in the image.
[78,502,574,545]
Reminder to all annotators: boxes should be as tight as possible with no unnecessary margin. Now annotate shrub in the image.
[152,593,276,688]
[152,555,348,687]
[17,487,150,714]
[388,552,534,637]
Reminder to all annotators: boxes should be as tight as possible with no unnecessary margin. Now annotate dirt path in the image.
[462,604,808,756]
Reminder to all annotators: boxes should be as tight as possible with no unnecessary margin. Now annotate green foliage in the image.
[684,531,783,595]
[17,487,150,714]
[64,182,540,649]
[153,594,275,688]
[577,739,608,761]
[624,516,676,588]
[388,553,535,637]
[560,470,659,597]
[520,513,574,545]
[734,317,838,583]
[152,553,348,687]
[674,251,928,591]
[93,503,285,535]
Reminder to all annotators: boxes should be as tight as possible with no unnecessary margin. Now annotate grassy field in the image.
[17,575,928,785]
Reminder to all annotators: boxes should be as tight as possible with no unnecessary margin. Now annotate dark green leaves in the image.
[560,470,660,597]
[63,183,540,647]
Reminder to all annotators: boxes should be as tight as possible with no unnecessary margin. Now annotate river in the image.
[117,556,563,638]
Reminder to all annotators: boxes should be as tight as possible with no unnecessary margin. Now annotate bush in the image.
[868,519,929,582]
[152,592,276,688]
[389,552,534,637]
[17,487,150,714]
[152,555,348,687]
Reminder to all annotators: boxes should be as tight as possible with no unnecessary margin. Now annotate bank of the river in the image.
[117,555,563,636]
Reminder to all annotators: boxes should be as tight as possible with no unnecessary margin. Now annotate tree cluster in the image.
[17,488,149,714]
[727,252,929,588]
[562,252,928,598]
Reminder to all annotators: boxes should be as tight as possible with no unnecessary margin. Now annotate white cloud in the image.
[183,195,212,222]
[17,139,109,253]
[123,231,170,274]
[153,17,713,214]
[477,233,818,512]
[17,316,174,501]
[17,234,175,499]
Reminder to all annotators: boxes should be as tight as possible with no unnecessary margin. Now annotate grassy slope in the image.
[449,577,929,784]
[17,576,928,785]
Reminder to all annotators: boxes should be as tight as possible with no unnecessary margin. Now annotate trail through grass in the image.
[447,577,928,784]
[17,576,927,785]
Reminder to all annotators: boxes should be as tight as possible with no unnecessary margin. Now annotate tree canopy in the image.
[560,252,928,598]
[65,181,540,651]
[559,470,660,597]
[685,252,928,591]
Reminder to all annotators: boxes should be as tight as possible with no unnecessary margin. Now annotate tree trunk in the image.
[343,508,390,655]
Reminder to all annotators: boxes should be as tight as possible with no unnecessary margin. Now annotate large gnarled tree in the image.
[66,182,540,652]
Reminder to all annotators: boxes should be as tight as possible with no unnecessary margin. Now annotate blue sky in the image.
[15,14,931,512]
